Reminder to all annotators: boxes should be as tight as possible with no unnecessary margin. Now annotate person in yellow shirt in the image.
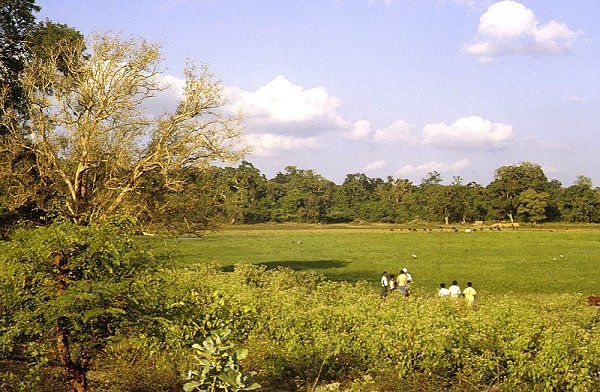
[397,269,408,297]
[463,281,477,306]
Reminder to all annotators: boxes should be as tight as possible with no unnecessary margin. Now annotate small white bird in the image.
[412,254,417,258]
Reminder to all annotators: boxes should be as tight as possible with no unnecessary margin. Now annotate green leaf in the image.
[183,381,201,392]
[236,348,249,360]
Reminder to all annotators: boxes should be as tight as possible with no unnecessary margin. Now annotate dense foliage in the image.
[139,161,600,229]
[2,259,597,392]
[0,218,169,391]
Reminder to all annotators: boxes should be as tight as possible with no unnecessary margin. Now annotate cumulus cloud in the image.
[423,116,513,149]
[227,75,345,127]
[465,0,579,63]
[396,159,472,180]
[373,120,413,144]
[346,119,414,144]
[140,73,186,115]
[245,133,319,157]
[349,120,372,141]
[221,75,355,156]
[365,160,387,172]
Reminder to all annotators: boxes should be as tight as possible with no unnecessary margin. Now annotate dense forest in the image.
[131,160,600,230]
[3,159,600,234]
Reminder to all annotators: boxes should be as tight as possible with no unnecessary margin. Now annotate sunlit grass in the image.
[164,225,600,295]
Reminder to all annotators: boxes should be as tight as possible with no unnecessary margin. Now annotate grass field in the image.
[164,224,600,296]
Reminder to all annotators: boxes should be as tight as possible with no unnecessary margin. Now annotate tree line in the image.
[131,160,599,229]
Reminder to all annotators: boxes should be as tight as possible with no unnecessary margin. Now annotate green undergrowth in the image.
[33,264,600,391]
[2,257,599,391]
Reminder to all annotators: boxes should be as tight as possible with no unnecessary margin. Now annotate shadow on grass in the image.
[221,259,350,273]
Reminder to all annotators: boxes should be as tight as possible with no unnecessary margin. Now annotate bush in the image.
[2,254,598,391]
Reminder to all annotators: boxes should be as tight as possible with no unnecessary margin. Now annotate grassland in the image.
[167,223,600,296]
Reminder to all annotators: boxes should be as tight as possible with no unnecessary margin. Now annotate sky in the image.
[36,0,600,186]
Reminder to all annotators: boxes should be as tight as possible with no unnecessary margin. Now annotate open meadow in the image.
[169,223,600,296]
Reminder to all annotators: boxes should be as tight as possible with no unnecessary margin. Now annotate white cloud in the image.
[349,120,372,141]
[245,133,319,157]
[365,160,387,172]
[220,75,361,158]
[346,119,414,144]
[228,75,346,126]
[396,159,472,180]
[373,120,413,144]
[465,0,579,62]
[139,73,186,115]
[542,164,560,176]
[423,116,513,148]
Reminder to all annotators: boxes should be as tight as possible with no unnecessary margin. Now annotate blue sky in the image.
[36,0,600,186]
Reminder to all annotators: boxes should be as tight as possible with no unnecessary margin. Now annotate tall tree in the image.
[574,175,593,188]
[420,171,442,186]
[0,33,245,225]
[0,0,39,132]
[486,162,548,222]
[218,161,269,224]
[559,181,600,223]
[0,17,84,233]
[271,166,334,222]
[517,188,550,223]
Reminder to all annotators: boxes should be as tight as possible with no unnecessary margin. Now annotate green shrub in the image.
[183,329,260,392]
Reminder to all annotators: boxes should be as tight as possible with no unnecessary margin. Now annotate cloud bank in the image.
[465,0,579,63]
[423,116,513,149]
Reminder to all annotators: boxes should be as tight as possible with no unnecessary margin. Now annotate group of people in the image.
[438,280,477,305]
[380,268,413,299]
[380,271,477,306]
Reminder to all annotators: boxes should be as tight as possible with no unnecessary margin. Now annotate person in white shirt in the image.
[389,274,396,292]
[403,268,413,285]
[448,280,462,299]
[380,271,389,300]
[438,282,450,297]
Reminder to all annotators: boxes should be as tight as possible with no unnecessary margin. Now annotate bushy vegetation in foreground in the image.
[2,258,598,391]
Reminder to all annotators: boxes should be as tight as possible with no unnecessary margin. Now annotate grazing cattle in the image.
[490,222,520,231]
[587,296,600,306]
